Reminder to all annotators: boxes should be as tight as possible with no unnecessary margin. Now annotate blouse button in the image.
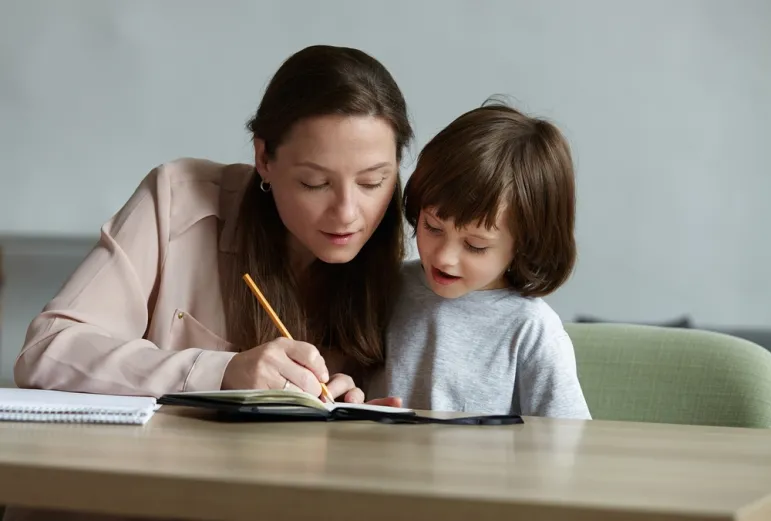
[177,312,184,319]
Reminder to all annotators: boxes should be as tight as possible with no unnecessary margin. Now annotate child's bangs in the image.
[420,162,509,231]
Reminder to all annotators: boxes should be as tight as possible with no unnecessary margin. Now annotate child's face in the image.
[416,207,515,299]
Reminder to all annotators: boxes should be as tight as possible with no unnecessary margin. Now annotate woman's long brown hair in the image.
[225,45,413,370]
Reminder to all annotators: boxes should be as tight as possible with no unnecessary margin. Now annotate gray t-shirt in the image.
[366,260,592,419]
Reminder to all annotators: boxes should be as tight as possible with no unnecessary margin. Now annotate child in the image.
[367,102,592,419]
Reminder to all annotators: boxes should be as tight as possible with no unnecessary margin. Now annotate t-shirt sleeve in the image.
[516,327,592,420]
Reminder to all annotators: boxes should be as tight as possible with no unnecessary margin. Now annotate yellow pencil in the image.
[242,273,335,403]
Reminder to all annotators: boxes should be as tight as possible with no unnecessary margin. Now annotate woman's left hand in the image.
[324,373,402,407]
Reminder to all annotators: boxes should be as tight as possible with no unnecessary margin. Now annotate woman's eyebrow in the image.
[355,162,393,174]
[293,161,393,174]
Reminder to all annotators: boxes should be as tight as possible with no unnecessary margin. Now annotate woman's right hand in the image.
[221,337,330,396]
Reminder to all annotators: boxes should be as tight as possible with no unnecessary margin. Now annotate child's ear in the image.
[253,138,272,183]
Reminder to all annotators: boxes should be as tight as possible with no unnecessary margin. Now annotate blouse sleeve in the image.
[14,165,236,398]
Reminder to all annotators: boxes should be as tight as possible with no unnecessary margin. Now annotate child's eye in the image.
[422,219,442,235]
[465,243,488,254]
[301,182,328,191]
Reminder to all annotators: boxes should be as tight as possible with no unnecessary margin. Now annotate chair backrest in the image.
[565,322,771,428]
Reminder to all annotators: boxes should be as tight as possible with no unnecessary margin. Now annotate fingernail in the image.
[322,371,329,382]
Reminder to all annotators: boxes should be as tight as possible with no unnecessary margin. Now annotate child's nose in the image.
[434,241,459,268]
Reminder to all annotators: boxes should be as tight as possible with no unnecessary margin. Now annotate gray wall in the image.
[1,0,770,381]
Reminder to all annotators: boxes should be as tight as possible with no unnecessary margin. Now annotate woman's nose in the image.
[332,188,357,226]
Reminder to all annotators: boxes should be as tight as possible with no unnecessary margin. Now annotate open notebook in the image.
[0,389,158,425]
[158,389,414,420]
[158,389,524,425]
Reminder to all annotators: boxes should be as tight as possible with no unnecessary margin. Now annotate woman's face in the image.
[255,115,398,270]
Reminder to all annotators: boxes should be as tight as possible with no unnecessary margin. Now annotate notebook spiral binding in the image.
[0,413,148,423]
[0,406,152,424]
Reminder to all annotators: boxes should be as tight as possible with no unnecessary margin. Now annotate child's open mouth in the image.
[431,266,461,286]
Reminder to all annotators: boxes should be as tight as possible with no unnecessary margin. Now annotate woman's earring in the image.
[259,179,271,193]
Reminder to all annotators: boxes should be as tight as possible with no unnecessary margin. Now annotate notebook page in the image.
[0,389,157,412]
[172,389,325,408]
[325,402,413,414]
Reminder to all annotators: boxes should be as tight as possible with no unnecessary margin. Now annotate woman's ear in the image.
[253,138,272,183]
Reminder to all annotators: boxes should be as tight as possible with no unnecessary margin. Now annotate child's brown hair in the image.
[403,101,576,297]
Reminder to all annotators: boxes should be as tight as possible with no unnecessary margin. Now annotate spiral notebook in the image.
[0,389,158,425]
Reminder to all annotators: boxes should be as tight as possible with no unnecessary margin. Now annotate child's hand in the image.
[365,396,403,408]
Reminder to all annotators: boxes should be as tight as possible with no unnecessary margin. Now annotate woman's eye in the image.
[359,180,384,190]
[301,182,327,191]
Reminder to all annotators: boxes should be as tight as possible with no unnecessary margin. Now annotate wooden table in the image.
[0,407,770,521]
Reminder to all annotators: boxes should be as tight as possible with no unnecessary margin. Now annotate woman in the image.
[13,45,412,405]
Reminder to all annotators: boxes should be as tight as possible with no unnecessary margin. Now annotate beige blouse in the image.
[14,158,257,398]
[6,156,363,521]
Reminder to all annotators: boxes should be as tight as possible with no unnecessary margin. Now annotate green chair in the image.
[565,322,771,428]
